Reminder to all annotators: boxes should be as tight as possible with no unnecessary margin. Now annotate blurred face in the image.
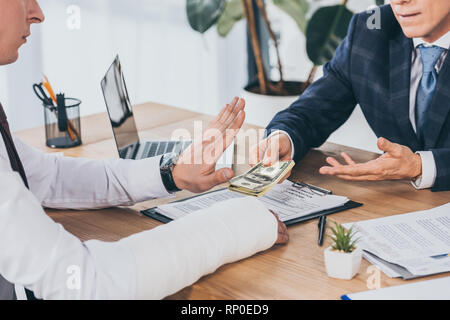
[0,0,44,65]
[391,0,450,43]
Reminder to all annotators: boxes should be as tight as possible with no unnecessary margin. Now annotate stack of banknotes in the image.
[228,160,295,197]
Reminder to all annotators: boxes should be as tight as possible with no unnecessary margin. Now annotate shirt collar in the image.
[413,31,450,50]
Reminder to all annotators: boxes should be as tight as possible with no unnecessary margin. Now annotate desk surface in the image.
[15,102,450,300]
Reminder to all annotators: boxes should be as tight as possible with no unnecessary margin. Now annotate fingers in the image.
[214,103,230,125]
[262,134,293,166]
[226,109,246,133]
[222,99,245,134]
[213,110,245,162]
[277,151,295,183]
[276,221,289,245]
[320,155,387,179]
[377,137,401,157]
[218,98,245,132]
[334,174,385,181]
[249,139,268,167]
[262,136,284,166]
[250,133,293,168]
[320,161,379,177]
[319,152,367,175]
[340,152,356,165]
[262,142,278,166]
[211,99,246,159]
[200,168,235,191]
[270,210,289,245]
[325,153,355,167]
[277,169,292,184]
[216,97,239,126]
[325,156,343,167]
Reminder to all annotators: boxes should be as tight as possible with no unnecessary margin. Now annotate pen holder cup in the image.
[43,98,82,148]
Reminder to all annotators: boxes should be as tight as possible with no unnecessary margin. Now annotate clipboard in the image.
[141,182,363,226]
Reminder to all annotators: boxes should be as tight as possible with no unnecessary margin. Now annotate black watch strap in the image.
[159,154,181,193]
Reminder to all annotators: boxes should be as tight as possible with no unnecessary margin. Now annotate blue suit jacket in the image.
[267,5,450,192]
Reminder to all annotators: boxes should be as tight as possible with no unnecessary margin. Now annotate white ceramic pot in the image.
[241,88,299,128]
[324,246,362,280]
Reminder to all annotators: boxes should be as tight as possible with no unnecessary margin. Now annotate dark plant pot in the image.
[244,80,305,97]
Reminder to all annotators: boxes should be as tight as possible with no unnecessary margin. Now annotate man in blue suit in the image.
[251,0,450,192]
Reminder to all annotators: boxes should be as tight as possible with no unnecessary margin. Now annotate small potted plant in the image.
[324,221,362,280]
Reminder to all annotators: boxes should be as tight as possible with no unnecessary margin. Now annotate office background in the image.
[0,0,383,152]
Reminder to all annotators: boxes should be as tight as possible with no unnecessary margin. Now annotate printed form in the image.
[156,180,349,223]
[348,203,450,276]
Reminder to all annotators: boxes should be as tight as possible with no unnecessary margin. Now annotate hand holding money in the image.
[228,160,295,197]
[249,132,294,183]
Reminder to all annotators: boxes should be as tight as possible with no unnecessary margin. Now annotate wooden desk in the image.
[15,102,450,299]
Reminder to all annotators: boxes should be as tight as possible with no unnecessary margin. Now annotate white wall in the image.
[0,23,44,131]
[1,0,247,132]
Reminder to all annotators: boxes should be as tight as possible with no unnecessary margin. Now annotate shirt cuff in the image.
[126,155,174,202]
[268,130,295,160]
[411,151,437,189]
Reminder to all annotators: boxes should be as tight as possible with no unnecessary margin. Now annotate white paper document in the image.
[344,276,450,300]
[156,180,349,223]
[346,203,450,277]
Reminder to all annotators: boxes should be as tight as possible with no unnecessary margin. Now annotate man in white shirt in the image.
[0,0,288,300]
[250,0,450,192]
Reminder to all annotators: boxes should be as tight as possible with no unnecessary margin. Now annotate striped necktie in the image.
[0,103,37,300]
[415,45,446,146]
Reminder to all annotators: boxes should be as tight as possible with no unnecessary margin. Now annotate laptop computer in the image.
[101,55,233,167]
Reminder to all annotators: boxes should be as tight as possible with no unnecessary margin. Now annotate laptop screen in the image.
[101,55,140,151]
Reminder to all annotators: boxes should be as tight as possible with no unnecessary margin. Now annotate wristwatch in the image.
[159,153,181,193]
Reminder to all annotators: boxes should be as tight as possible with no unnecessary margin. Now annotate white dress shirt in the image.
[409,32,450,189]
[271,31,450,189]
[0,136,277,299]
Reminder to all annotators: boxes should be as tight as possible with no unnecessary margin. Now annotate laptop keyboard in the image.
[142,141,192,158]
[119,141,192,159]
[119,143,138,159]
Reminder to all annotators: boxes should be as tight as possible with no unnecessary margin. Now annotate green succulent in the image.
[328,221,358,253]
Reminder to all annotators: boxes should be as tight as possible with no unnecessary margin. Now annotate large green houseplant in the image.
[186,0,382,124]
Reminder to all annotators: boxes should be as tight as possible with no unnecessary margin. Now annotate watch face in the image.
[162,153,178,170]
[160,152,181,192]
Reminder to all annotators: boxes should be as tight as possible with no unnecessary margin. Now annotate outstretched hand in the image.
[172,97,245,193]
[319,138,422,181]
[249,132,294,183]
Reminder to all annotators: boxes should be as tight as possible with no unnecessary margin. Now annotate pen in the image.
[431,254,449,259]
[318,215,326,246]
[42,75,57,104]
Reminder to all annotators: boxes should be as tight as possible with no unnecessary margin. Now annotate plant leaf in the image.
[216,0,245,37]
[306,4,353,66]
[273,0,309,34]
[328,221,359,252]
[186,0,226,34]
[328,225,337,235]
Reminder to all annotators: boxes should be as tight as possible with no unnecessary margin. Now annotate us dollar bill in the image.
[228,160,295,197]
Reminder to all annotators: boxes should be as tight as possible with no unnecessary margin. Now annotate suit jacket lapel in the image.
[389,31,420,151]
[424,51,450,149]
